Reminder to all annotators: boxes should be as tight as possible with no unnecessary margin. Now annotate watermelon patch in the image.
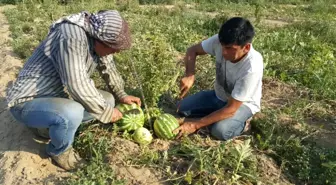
[153,113,179,140]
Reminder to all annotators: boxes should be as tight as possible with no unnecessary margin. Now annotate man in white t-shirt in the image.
[173,17,263,140]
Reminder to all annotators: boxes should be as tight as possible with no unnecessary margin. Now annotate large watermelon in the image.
[115,103,145,131]
[133,127,153,145]
[153,114,179,140]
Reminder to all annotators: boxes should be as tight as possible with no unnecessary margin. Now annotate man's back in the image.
[6,23,97,107]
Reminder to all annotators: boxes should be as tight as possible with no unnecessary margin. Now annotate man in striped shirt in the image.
[6,10,141,170]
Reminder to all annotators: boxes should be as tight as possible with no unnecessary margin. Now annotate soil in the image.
[0,4,334,185]
[0,5,69,185]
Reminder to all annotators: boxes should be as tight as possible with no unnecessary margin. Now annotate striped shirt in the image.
[6,22,127,123]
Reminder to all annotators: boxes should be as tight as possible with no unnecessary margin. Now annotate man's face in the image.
[94,40,120,57]
[221,43,250,62]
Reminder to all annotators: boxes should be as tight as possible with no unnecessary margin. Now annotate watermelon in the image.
[115,103,145,131]
[153,113,179,140]
[133,127,153,145]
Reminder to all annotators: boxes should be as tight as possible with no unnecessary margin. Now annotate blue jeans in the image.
[178,90,253,140]
[9,90,114,156]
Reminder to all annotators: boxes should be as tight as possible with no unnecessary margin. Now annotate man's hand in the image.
[173,121,198,139]
[111,108,123,122]
[120,95,141,106]
[180,75,195,99]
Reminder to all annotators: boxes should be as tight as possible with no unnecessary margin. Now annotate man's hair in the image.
[218,17,255,46]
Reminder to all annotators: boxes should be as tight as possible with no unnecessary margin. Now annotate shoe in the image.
[28,127,50,139]
[242,117,252,135]
[50,147,86,171]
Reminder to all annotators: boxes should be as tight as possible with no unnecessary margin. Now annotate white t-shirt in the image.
[201,34,264,114]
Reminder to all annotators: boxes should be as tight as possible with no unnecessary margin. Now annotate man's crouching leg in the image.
[51,90,115,170]
[210,104,253,141]
[45,99,86,171]
[10,97,86,170]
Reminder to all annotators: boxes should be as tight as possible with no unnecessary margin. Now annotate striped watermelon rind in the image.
[133,127,153,145]
[116,103,142,114]
[153,114,179,140]
[115,103,145,131]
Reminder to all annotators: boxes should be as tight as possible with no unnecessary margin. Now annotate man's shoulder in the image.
[210,34,221,48]
[202,34,221,48]
[251,49,263,61]
[245,48,263,73]
[58,22,88,41]
[249,47,263,62]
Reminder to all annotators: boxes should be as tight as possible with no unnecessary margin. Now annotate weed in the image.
[4,0,336,184]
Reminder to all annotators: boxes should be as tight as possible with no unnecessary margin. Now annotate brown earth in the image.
[0,4,335,185]
[0,5,70,185]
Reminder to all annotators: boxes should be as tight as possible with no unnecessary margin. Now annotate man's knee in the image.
[210,120,245,140]
[11,98,85,128]
[62,101,85,128]
[178,91,213,117]
[177,99,192,117]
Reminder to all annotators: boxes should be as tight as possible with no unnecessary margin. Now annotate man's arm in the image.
[180,43,207,98]
[174,70,262,137]
[184,43,207,76]
[196,69,261,129]
[180,35,218,99]
[54,38,115,123]
[174,97,242,138]
[196,97,242,129]
[98,55,128,100]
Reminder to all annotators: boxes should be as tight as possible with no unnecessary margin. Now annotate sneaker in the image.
[51,147,86,171]
[28,127,50,139]
[242,117,252,135]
